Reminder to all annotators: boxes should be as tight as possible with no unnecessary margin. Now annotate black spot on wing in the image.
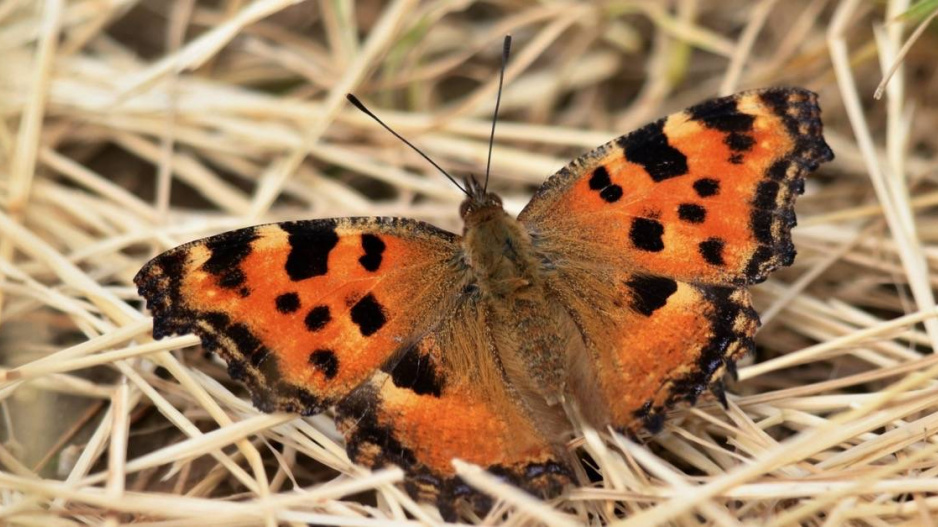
[750,210,774,245]
[693,178,720,197]
[688,95,757,166]
[386,344,444,397]
[359,234,386,272]
[309,349,339,379]
[687,96,755,133]
[202,230,258,290]
[304,305,331,332]
[202,230,258,274]
[678,203,706,224]
[227,322,262,358]
[350,293,387,336]
[281,222,339,281]
[589,166,612,190]
[275,292,300,313]
[699,238,726,266]
[619,120,688,182]
[629,218,665,252]
[725,132,755,152]
[588,166,624,203]
[218,268,246,289]
[767,159,790,181]
[625,275,677,316]
[754,180,781,209]
[599,185,623,203]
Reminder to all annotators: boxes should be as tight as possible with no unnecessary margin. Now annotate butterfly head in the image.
[459,176,504,223]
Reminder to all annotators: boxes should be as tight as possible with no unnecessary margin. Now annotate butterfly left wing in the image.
[135,218,569,518]
[134,217,465,414]
[518,88,832,432]
[336,296,570,520]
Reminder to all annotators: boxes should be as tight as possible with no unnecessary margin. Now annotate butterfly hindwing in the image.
[551,262,759,432]
[134,217,464,414]
[336,297,570,520]
[520,87,834,286]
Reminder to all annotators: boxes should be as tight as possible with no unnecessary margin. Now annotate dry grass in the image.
[2,0,938,525]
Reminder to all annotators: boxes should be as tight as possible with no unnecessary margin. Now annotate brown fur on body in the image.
[460,185,589,446]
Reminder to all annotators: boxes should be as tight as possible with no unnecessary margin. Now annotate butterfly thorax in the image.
[462,202,541,299]
[460,194,569,411]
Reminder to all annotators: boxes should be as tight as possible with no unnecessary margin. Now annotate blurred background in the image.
[2,0,938,524]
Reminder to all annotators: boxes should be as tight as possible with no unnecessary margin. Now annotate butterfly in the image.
[135,84,832,519]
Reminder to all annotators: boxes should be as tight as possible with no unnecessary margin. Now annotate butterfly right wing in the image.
[518,88,831,433]
[337,296,571,520]
[520,88,833,286]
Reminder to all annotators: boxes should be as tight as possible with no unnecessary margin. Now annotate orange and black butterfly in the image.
[136,39,832,518]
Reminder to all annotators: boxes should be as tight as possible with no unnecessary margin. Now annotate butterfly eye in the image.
[459,200,472,218]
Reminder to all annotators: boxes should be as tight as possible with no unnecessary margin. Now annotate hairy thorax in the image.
[461,205,570,411]
[463,206,541,299]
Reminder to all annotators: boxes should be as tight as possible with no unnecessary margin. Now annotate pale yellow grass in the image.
[1,0,938,526]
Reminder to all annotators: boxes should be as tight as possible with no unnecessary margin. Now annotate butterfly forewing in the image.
[520,88,833,286]
[134,217,465,413]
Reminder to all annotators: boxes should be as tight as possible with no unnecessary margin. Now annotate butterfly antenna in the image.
[483,35,511,195]
[346,94,469,196]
